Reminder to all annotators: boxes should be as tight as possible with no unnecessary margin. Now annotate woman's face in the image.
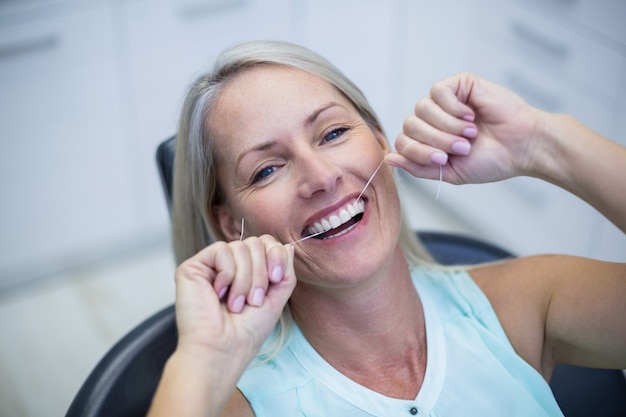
[209,66,402,286]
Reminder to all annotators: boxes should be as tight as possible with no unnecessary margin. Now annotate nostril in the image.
[296,159,344,198]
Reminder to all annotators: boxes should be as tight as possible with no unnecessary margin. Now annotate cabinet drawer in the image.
[474,0,625,103]
[464,39,614,139]
[0,7,139,287]
[518,0,626,46]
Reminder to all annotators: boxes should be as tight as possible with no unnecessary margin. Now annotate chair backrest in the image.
[155,135,513,265]
[156,135,176,214]
[65,305,176,417]
[65,232,513,417]
[65,137,626,417]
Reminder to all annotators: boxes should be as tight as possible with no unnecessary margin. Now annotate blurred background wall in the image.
[1,0,624,293]
[0,0,624,415]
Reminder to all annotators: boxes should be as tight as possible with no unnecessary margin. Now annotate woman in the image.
[148,41,626,417]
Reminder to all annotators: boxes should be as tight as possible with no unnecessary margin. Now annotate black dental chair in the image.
[65,136,626,417]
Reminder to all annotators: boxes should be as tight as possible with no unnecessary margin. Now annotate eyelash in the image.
[251,165,277,184]
[323,126,349,143]
[250,126,350,184]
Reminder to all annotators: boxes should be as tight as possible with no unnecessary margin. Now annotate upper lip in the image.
[301,195,365,237]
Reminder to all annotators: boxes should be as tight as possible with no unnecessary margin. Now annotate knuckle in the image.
[402,115,415,132]
[228,239,248,255]
[245,236,265,251]
[414,98,432,119]
[259,234,281,248]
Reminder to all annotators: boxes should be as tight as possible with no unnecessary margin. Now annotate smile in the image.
[304,199,365,240]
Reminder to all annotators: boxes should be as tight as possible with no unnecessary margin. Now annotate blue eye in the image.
[323,127,348,142]
[252,165,277,184]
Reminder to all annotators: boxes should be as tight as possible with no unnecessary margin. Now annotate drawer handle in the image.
[546,0,579,7]
[178,0,250,19]
[0,34,59,61]
[510,21,569,59]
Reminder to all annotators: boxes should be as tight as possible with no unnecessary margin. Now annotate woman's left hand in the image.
[385,72,544,185]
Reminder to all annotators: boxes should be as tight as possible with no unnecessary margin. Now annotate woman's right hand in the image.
[149,236,295,417]
[173,235,296,363]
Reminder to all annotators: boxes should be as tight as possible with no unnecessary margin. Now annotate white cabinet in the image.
[1,0,623,290]
[0,5,139,288]
[0,0,300,290]
[295,0,408,136]
[401,0,626,260]
[119,0,297,231]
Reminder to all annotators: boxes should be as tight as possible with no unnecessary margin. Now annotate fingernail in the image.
[271,266,283,283]
[451,141,471,155]
[250,288,265,307]
[231,295,245,313]
[385,160,400,169]
[430,151,448,165]
[217,286,228,299]
[462,126,477,138]
[462,114,475,122]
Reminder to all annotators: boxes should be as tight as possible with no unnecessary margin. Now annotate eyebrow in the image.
[235,102,346,170]
[306,102,343,126]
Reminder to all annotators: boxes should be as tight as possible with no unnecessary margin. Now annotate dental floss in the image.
[356,159,385,204]
[240,159,440,247]
[287,158,385,247]
[285,229,326,246]
[436,164,442,200]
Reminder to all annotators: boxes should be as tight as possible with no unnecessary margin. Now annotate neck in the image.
[289,245,427,399]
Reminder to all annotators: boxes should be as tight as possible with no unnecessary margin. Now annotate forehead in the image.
[207,66,350,151]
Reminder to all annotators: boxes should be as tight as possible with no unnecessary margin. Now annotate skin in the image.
[389,71,626,376]
[210,67,426,411]
[148,70,626,417]
[210,66,403,290]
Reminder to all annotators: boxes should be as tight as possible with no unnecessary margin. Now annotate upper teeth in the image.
[307,200,365,236]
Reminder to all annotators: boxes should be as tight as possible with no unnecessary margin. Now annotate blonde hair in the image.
[173,40,434,360]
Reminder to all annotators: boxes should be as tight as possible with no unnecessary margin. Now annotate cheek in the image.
[241,194,293,237]
[351,136,387,183]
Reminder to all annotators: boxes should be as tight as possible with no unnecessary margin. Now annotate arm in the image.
[531,113,626,233]
[386,72,626,232]
[147,237,296,417]
[471,255,626,378]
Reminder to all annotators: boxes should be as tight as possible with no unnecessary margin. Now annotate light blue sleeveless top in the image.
[237,267,564,416]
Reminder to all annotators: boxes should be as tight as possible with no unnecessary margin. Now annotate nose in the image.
[295,149,343,199]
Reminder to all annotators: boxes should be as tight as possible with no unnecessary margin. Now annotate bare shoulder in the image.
[468,254,626,376]
[468,256,553,372]
[220,389,254,417]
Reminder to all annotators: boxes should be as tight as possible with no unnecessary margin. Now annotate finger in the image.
[237,244,297,348]
[174,258,220,307]
[414,98,478,141]
[245,236,272,307]
[395,132,448,166]
[183,241,236,301]
[225,240,254,313]
[430,73,477,120]
[264,244,296,309]
[404,110,474,159]
[208,241,237,300]
[260,235,289,284]
[385,152,441,180]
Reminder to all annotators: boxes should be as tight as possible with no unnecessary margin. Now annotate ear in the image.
[213,204,243,242]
